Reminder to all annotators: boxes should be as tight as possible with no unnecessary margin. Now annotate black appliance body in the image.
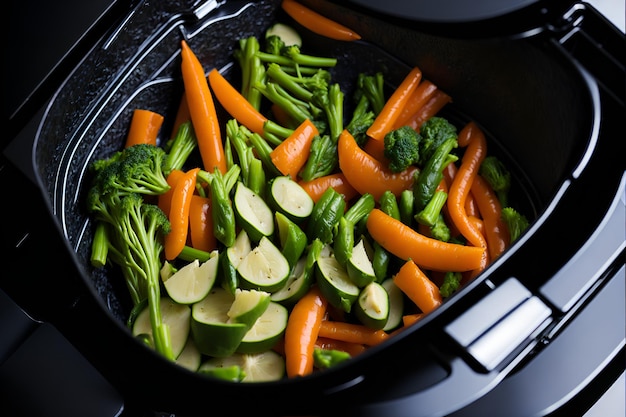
[2,1,624,416]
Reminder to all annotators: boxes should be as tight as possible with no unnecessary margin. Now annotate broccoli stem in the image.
[90,221,110,268]
[299,134,337,182]
[266,62,314,102]
[255,82,313,124]
[415,190,448,227]
[235,36,265,111]
[163,121,197,174]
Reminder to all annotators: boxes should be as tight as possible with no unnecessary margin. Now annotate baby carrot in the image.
[338,129,417,200]
[367,67,422,141]
[281,0,361,41]
[189,194,217,253]
[158,169,185,217]
[393,80,438,129]
[405,89,452,131]
[318,320,389,346]
[315,337,367,357]
[402,313,425,327]
[298,172,359,203]
[447,122,488,250]
[284,286,328,377]
[366,208,485,272]
[270,118,319,178]
[393,259,442,314]
[164,168,199,261]
[124,109,164,148]
[207,68,268,136]
[180,40,227,174]
[471,175,510,260]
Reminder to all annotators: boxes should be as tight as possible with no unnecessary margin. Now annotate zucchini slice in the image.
[199,350,285,382]
[354,281,390,330]
[346,238,376,287]
[234,181,274,242]
[268,176,314,223]
[316,250,360,313]
[132,297,191,359]
[237,236,290,292]
[382,278,404,331]
[238,301,289,354]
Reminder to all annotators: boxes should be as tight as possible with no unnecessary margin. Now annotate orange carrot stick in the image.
[447,122,488,249]
[270,118,319,178]
[471,175,510,260]
[284,286,328,377]
[124,109,164,148]
[281,0,361,41]
[180,40,227,174]
[367,67,422,141]
[393,80,438,129]
[189,194,217,253]
[164,168,199,260]
[158,169,185,217]
[338,129,417,200]
[318,320,389,346]
[315,337,367,357]
[366,208,485,272]
[393,259,442,314]
[406,89,452,131]
[402,313,425,327]
[207,68,268,136]
[298,173,359,203]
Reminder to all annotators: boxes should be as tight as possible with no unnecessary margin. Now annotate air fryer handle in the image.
[348,355,504,417]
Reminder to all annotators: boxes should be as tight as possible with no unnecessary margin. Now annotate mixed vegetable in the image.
[86,0,529,382]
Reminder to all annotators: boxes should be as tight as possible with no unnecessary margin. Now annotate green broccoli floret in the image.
[311,83,344,142]
[87,144,174,360]
[346,72,384,146]
[383,125,421,172]
[356,72,385,116]
[313,347,351,369]
[429,213,451,242]
[439,271,462,297]
[418,116,458,166]
[264,34,286,56]
[92,144,170,197]
[479,155,511,207]
[501,207,529,243]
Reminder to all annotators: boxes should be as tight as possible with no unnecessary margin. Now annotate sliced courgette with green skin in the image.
[268,176,314,223]
[271,258,311,306]
[227,289,271,328]
[199,350,285,382]
[234,181,274,242]
[346,238,376,287]
[191,288,248,358]
[316,250,360,313]
[354,281,389,330]
[176,336,202,372]
[162,254,219,304]
[382,278,404,331]
[237,236,290,292]
[132,297,191,359]
[237,301,289,354]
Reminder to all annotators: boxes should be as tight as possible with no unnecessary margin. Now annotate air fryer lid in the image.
[30,0,600,414]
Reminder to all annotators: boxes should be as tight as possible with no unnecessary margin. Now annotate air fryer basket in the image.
[32,0,599,414]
